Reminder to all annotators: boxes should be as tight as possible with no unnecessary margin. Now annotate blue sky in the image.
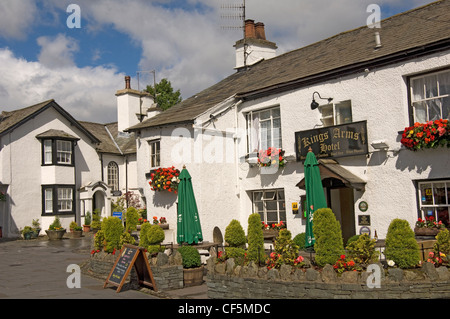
[0,0,436,123]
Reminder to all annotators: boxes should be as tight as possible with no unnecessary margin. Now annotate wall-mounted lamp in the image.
[311,91,333,110]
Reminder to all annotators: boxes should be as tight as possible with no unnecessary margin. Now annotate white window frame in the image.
[246,106,282,153]
[45,188,53,213]
[417,179,450,227]
[58,187,73,212]
[56,140,72,164]
[410,69,450,123]
[149,140,160,168]
[107,162,119,191]
[43,140,53,164]
[319,100,353,127]
[252,189,286,226]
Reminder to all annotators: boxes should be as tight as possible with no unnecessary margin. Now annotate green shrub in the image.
[125,207,139,232]
[224,247,246,265]
[346,233,379,264]
[101,217,124,253]
[94,230,105,251]
[346,235,360,247]
[313,208,345,267]
[225,219,246,247]
[293,233,306,250]
[84,211,91,225]
[247,213,265,263]
[385,219,420,269]
[274,229,300,266]
[119,231,136,247]
[177,246,201,268]
[91,209,101,230]
[139,223,165,250]
[49,216,63,230]
[69,221,78,230]
[434,228,450,255]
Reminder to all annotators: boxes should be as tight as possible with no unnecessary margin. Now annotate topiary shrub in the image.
[224,247,247,265]
[293,233,306,250]
[274,229,300,266]
[101,217,124,253]
[346,233,379,265]
[177,246,201,268]
[139,223,165,253]
[313,208,345,267]
[225,219,246,247]
[385,219,420,269]
[346,235,360,247]
[94,230,105,251]
[247,213,265,263]
[125,207,139,232]
[433,228,450,255]
[119,231,136,247]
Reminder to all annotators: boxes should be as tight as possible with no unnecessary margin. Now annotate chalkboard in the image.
[104,244,157,293]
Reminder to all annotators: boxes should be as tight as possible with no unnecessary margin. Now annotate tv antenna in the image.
[220,0,248,68]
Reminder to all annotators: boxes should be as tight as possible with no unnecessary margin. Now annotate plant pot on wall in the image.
[83,225,91,232]
[414,227,440,237]
[45,229,66,240]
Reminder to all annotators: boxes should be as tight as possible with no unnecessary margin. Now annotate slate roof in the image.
[127,0,450,131]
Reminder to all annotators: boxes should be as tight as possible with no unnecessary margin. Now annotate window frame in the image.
[149,140,161,168]
[408,68,450,124]
[416,179,450,227]
[319,100,353,127]
[41,185,76,216]
[107,161,119,191]
[251,189,287,227]
[41,139,75,166]
[246,106,282,153]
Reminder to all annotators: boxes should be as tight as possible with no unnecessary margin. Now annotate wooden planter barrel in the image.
[183,266,204,287]
[414,227,440,237]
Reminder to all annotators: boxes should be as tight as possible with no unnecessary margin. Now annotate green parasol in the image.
[304,148,327,249]
[177,166,203,244]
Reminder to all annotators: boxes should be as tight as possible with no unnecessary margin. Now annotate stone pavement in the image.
[0,234,207,299]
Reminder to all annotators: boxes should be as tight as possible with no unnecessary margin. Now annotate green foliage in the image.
[346,235,360,246]
[91,209,101,230]
[139,224,165,250]
[49,216,63,230]
[346,233,379,264]
[125,207,139,232]
[147,245,165,255]
[293,233,306,250]
[225,219,246,247]
[119,231,136,247]
[313,208,345,267]
[146,78,182,111]
[69,221,78,230]
[273,229,300,266]
[177,246,201,268]
[434,228,450,255]
[385,219,420,269]
[94,230,105,251]
[84,211,91,225]
[224,247,247,265]
[247,213,265,263]
[21,226,33,235]
[101,217,124,253]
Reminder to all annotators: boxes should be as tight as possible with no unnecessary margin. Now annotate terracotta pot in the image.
[83,225,91,232]
[45,229,66,240]
[183,266,204,287]
[72,230,82,238]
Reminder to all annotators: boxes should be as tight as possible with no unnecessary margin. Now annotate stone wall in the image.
[206,257,450,299]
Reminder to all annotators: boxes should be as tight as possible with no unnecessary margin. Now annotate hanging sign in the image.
[295,120,368,161]
[104,244,157,293]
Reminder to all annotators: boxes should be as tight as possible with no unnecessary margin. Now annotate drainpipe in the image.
[125,155,129,209]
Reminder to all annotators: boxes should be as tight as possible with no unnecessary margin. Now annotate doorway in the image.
[93,190,106,217]
[323,178,356,244]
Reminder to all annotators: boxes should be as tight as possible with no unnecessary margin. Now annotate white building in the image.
[0,77,153,237]
[128,1,450,243]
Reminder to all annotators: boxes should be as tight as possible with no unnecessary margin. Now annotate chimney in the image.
[255,22,266,40]
[244,19,256,38]
[234,20,277,70]
[125,75,131,89]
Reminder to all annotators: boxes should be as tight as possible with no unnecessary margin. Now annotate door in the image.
[326,183,356,244]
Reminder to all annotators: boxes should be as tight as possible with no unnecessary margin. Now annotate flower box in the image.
[400,119,449,151]
[414,227,440,237]
[149,166,180,193]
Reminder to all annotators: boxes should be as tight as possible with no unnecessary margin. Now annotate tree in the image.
[146,78,182,111]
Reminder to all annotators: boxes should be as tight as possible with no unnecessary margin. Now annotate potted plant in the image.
[83,211,91,232]
[45,216,66,240]
[91,209,101,233]
[31,219,41,238]
[69,221,78,232]
[72,226,83,238]
[21,226,34,240]
[177,245,203,287]
[414,216,445,237]
[159,216,169,229]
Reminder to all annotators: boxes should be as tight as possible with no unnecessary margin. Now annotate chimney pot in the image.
[255,22,266,40]
[244,19,256,39]
[125,75,131,89]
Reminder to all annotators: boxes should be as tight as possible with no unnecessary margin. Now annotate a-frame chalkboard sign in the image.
[103,244,157,293]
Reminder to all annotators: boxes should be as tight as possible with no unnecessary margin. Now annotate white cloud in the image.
[37,33,79,68]
[0,0,37,39]
[0,48,125,123]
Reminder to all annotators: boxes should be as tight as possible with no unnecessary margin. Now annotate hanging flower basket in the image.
[149,166,180,194]
[257,148,286,168]
[400,119,449,151]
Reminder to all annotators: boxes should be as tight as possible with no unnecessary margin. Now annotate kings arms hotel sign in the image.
[295,121,368,161]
